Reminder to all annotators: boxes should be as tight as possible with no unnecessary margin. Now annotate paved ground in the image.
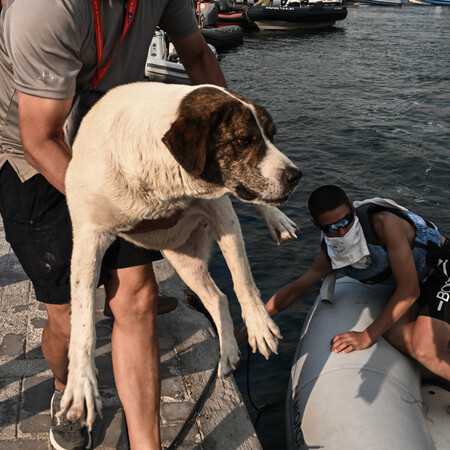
[0,219,261,449]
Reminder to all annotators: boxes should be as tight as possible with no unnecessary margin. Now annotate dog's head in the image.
[162,86,301,205]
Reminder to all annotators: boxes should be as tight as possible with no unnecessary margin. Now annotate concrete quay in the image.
[0,220,261,449]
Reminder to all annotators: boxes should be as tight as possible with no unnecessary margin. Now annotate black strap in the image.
[359,266,392,285]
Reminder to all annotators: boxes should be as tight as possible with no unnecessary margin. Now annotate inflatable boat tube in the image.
[201,25,244,51]
[286,277,450,450]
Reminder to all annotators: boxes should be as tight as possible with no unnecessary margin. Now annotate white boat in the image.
[286,277,450,450]
[145,29,218,85]
[285,0,344,6]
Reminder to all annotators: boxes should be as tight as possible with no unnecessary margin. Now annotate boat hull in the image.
[145,59,190,85]
[417,0,450,4]
[286,277,449,449]
[201,25,244,50]
[348,0,402,5]
[247,5,348,31]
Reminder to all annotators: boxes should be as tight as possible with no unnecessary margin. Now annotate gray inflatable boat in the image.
[286,277,450,450]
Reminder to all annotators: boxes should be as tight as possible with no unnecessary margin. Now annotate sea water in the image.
[209,5,450,449]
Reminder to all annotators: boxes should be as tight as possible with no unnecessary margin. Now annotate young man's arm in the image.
[235,250,332,344]
[331,212,420,353]
[266,250,332,316]
[169,28,228,88]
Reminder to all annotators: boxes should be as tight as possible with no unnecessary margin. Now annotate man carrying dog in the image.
[0,1,227,449]
[265,185,450,381]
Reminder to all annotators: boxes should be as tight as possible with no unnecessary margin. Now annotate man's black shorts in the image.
[418,273,450,324]
[0,162,162,304]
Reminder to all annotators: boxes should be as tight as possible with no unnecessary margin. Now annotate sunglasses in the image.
[319,211,354,234]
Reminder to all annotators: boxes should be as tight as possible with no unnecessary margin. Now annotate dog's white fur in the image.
[62,82,301,427]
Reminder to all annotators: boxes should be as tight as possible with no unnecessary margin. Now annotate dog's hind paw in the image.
[218,341,241,378]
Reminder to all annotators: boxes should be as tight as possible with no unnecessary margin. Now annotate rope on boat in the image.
[243,6,258,28]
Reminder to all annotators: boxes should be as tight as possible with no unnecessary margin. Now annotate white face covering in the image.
[323,216,372,270]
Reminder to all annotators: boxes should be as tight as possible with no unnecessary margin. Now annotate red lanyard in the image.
[90,0,138,87]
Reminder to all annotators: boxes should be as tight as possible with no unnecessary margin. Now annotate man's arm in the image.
[169,28,228,88]
[266,250,332,316]
[18,92,73,194]
[236,250,332,344]
[331,212,420,353]
[18,92,184,231]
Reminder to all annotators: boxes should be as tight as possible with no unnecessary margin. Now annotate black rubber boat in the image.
[201,25,245,50]
[223,4,348,31]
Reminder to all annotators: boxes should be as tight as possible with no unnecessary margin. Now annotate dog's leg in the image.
[254,204,299,244]
[61,227,115,429]
[202,198,282,360]
[162,224,240,378]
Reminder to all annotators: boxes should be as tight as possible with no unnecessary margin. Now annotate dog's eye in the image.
[236,137,252,146]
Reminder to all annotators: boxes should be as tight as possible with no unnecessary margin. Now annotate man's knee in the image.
[44,302,72,341]
[107,264,159,320]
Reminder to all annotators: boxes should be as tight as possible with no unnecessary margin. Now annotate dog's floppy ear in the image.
[162,117,208,177]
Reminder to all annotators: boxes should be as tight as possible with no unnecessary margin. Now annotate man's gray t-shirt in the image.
[0,0,198,181]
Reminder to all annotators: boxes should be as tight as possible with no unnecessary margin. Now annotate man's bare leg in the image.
[412,315,450,381]
[42,303,71,391]
[106,263,161,450]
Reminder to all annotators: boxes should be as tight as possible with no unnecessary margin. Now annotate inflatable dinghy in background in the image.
[286,277,450,450]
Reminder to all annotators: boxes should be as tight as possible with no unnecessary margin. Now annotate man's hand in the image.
[124,210,182,234]
[330,330,372,354]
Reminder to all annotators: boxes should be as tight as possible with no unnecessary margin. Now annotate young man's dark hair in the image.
[308,185,352,223]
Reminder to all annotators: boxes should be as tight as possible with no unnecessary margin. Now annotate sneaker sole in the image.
[50,429,92,450]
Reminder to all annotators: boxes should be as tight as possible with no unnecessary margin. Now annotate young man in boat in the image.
[265,185,450,381]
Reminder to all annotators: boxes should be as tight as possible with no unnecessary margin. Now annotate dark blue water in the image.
[210,4,450,449]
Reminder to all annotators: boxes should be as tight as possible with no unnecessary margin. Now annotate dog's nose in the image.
[283,166,302,188]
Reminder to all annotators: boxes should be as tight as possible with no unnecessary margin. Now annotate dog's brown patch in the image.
[162,87,275,187]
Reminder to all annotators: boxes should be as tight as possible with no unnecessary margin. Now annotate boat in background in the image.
[285,0,343,6]
[245,4,348,31]
[202,25,245,50]
[198,2,246,49]
[415,0,450,4]
[145,29,218,85]
[286,277,449,449]
[212,0,348,30]
[345,0,402,5]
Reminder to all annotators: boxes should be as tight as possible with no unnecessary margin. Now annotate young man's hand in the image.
[330,329,372,353]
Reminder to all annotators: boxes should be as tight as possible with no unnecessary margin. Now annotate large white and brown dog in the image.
[62,82,301,426]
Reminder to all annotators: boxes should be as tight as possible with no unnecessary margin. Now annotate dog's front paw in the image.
[60,369,102,430]
[218,338,241,378]
[244,304,282,359]
[259,206,299,244]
